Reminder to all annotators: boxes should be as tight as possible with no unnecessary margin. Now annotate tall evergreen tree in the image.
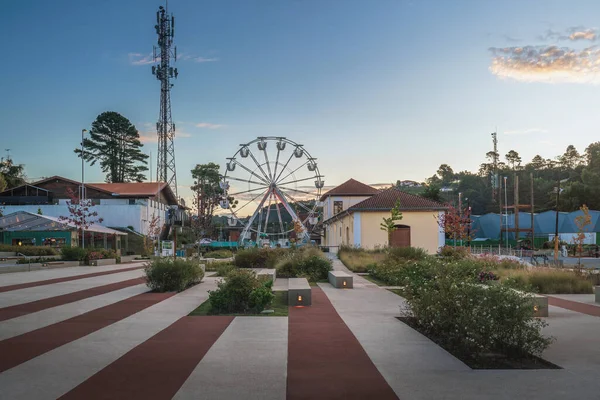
[75,111,148,183]
[0,156,26,189]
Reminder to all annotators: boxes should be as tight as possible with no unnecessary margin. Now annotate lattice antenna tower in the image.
[491,131,498,202]
[151,4,179,197]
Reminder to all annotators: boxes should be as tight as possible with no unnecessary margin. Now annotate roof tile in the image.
[349,187,446,211]
[320,178,379,201]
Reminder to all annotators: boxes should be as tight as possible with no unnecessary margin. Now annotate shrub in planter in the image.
[0,244,58,256]
[144,257,204,292]
[404,274,553,360]
[61,246,88,261]
[204,249,233,259]
[208,269,273,314]
[233,247,287,269]
[275,247,332,281]
[216,263,236,277]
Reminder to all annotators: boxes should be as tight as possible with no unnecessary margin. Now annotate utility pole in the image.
[491,132,498,202]
[530,172,535,249]
[152,4,179,198]
[554,176,561,262]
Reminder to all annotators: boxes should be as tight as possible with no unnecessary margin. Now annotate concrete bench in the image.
[288,278,311,306]
[91,258,117,266]
[595,286,600,304]
[328,270,353,289]
[257,268,276,283]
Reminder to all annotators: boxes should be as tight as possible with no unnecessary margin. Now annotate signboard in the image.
[161,241,174,257]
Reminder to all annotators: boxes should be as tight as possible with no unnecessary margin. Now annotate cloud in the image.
[129,52,218,66]
[195,122,223,129]
[569,29,596,41]
[178,53,219,63]
[489,45,600,84]
[128,52,155,66]
[503,128,548,135]
[138,127,192,143]
[503,35,521,43]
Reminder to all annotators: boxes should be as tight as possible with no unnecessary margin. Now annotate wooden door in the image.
[390,225,410,248]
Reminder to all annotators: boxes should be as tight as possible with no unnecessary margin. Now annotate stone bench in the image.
[288,278,311,306]
[91,258,117,266]
[328,270,353,289]
[257,268,276,283]
[595,286,600,304]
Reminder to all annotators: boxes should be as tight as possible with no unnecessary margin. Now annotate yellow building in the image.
[322,179,446,254]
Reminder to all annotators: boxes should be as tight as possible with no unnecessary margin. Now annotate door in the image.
[390,225,411,247]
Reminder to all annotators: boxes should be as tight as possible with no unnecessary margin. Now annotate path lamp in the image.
[81,129,87,249]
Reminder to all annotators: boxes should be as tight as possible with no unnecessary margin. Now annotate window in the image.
[91,199,101,205]
[129,199,136,205]
[333,201,343,215]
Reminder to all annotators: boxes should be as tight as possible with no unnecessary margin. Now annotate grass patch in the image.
[363,274,388,286]
[387,288,404,297]
[338,250,386,273]
[189,291,289,317]
[500,269,593,294]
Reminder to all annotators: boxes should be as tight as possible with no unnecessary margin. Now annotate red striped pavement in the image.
[60,316,234,400]
[0,265,145,293]
[548,296,600,317]
[0,291,174,373]
[287,286,398,400]
[0,277,146,322]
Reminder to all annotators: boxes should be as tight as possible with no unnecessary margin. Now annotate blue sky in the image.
[3,0,600,205]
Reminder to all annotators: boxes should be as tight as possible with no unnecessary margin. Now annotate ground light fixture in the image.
[342,280,347,287]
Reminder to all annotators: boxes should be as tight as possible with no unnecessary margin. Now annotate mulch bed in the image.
[397,317,561,370]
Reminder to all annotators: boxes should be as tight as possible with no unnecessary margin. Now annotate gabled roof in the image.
[319,178,379,201]
[30,176,178,205]
[89,182,178,205]
[349,187,447,211]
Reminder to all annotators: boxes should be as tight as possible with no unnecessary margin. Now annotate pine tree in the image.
[75,111,148,183]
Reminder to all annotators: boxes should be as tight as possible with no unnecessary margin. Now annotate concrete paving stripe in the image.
[287,286,398,400]
[0,291,174,373]
[0,284,149,341]
[174,316,288,400]
[0,265,145,293]
[548,296,600,317]
[0,269,145,308]
[59,316,234,400]
[0,277,146,322]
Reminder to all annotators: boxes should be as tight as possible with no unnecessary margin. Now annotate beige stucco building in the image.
[322,179,446,254]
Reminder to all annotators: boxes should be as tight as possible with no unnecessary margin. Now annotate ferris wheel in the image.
[219,137,324,246]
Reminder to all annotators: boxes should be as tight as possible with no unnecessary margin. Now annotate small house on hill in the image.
[322,179,446,253]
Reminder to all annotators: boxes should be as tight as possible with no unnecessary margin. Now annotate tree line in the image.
[411,142,600,215]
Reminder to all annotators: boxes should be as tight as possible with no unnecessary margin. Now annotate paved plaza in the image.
[0,259,599,399]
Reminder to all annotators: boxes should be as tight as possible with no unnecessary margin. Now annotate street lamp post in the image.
[81,129,87,249]
[504,176,508,248]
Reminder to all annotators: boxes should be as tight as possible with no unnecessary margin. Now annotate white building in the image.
[0,176,179,235]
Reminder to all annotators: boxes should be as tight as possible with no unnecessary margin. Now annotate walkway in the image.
[1,259,600,399]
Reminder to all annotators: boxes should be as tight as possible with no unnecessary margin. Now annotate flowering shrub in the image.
[87,251,103,261]
[478,271,499,283]
[438,246,470,260]
[208,269,274,314]
[145,257,204,292]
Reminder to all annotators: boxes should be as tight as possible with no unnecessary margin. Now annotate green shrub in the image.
[16,257,59,264]
[144,257,204,292]
[438,246,470,260]
[216,263,236,277]
[61,246,88,261]
[0,244,59,256]
[404,276,553,360]
[208,269,274,314]
[233,247,287,268]
[204,249,233,259]
[275,247,332,281]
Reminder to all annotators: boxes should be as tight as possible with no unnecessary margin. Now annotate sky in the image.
[2,0,600,210]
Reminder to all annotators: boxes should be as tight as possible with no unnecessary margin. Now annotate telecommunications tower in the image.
[491,131,498,202]
[152,4,178,197]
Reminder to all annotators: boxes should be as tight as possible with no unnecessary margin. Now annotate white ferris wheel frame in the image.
[220,136,324,244]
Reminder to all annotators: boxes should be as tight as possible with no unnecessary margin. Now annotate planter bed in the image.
[89,258,117,266]
[121,255,142,263]
[397,316,560,370]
